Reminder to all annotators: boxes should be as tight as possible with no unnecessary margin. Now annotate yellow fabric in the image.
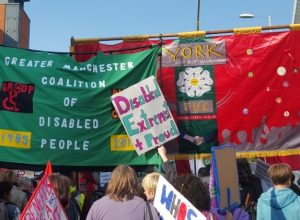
[123,35,149,42]
[168,149,300,160]
[178,31,206,39]
[70,186,85,211]
[233,27,262,35]
[289,24,300,30]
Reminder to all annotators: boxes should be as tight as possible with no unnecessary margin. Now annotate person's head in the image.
[268,163,292,186]
[106,165,138,201]
[49,173,71,208]
[0,170,18,185]
[59,171,76,186]
[142,172,160,202]
[17,176,32,191]
[236,158,252,176]
[172,175,210,212]
[136,183,147,201]
[198,167,209,178]
[0,181,13,200]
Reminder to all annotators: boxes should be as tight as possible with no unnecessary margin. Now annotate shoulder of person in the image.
[4,201,19,208]
[134,196,146,202]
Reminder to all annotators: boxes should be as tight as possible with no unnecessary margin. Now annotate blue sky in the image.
[24,0,295,52]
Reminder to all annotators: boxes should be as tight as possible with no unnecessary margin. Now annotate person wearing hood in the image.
[257,163,300,220]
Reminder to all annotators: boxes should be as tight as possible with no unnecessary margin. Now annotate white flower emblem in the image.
[176,67,213,97]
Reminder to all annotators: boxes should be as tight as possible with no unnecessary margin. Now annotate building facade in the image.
[0,0,30,48]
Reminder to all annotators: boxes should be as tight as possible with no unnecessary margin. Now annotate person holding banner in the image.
[141,145,176,202]
[86,165,159,220]
[257,163,300,220]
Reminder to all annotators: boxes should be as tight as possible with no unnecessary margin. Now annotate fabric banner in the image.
[73,30,300,158]
[0,46,161,166]
[111,76,179,155]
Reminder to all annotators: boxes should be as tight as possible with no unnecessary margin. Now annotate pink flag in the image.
[19,161,68,220]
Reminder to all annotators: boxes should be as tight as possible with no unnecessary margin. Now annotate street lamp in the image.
[239,13,272,27]
[196,0,200,30]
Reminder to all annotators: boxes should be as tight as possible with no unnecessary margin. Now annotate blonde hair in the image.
[142,172,160,192]
[267,163,292,185]
[106,165,138,201]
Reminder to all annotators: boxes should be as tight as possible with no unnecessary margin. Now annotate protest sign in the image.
[111,76,179,155]
[153,175,205,220]
[212,145,240,209]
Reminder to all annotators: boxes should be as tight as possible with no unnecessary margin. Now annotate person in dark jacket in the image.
[289,172,300,196]
[237,158,263,205]
[0,181,20,220]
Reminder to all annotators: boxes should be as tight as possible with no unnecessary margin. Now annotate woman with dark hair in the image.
[86,165,159,220]
[172,175,217,219]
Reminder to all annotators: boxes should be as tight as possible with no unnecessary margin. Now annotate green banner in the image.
[0,46,161,167]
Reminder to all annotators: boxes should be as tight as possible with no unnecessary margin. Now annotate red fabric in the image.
[214,31,300,144]
[74,40,162,62]
[265,155,300,171]
[79,171,96,194]
[175,160,192,175]
[73,32,300,160]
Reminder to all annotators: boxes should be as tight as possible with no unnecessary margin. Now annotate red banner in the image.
[73,30,300,160]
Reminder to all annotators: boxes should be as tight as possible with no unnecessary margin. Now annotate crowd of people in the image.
[1,147,300,220]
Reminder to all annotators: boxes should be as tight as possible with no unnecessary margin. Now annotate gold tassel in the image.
[178,31,206,39]
[289,24,300,30]
[168,149,300,160]
[233,27,262,34]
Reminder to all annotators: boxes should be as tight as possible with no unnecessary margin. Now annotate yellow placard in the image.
[0,129,31,149]
[110,135,135,151]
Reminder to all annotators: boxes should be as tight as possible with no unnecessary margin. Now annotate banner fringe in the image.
[168,149,300,160]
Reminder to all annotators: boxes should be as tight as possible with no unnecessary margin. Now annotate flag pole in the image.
[71,24,296,45]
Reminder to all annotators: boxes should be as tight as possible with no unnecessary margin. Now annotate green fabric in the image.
[0,46,161,167]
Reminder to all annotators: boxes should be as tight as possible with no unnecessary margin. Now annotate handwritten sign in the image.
[20,175,67,220]
[154,175,205,220]
[111,76,179,155]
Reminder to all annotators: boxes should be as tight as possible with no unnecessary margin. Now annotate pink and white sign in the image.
[111,76,179,155]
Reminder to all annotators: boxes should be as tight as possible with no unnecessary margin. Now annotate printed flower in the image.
[177,67,213,97]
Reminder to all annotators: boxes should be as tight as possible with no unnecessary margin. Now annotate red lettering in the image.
[177,202,187,220]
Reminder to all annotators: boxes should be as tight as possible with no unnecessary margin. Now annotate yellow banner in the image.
[0,129,31,148]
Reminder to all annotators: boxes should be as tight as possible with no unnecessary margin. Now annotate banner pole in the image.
[71,24,294,45]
